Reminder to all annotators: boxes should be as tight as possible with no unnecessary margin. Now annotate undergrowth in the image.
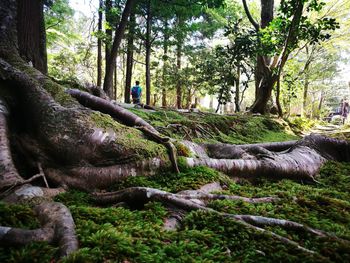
[1,162,349,262]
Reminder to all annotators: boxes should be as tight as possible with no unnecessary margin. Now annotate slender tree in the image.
[145,0,152,105]
[103,0,136,99]
[97,0,103,87]
[124,12,135,103]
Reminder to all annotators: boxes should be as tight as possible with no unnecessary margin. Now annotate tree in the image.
[97,0,103,87]
[124,12,135,103]
[1,0,350,259]
[103,0,136,99]
[17,0,47,74]
[242,0,339,114]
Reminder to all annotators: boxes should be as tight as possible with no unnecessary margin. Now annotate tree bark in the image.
[176,17,183,109]
[145,0,152,106]
[235,67,241,112]
[103,0,136,99]
[17,0,47,74]
[162,20,169,107]
[124,12,135,103]
[97,0,103,87]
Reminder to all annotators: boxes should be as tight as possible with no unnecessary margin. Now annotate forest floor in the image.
[1,110,349,262]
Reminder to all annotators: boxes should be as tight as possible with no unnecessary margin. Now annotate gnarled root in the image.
[0,201,78,257]
[92,185,347,257]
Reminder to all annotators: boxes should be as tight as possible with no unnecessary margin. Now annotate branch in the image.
[242,0,259,31]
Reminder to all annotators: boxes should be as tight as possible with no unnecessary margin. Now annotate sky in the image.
[70,0,98,18]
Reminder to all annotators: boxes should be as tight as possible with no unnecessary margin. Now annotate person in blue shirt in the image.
[131,81,142,104]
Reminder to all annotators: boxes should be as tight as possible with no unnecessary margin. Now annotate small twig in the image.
[38,163,49,188]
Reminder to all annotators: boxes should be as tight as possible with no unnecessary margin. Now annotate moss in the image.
[173,141,192,157]
[0,202,40,229]
[2,162,349,262]
[110,165,227,193]
[90,112,167,160]
[128,110,299,144]
[42,79,76,106]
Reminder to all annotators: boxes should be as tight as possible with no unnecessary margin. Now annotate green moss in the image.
[128,110,299,144]
[42,79,76,106]
[3,162,349,262]
[90,112,167,160]
[111,165,227,193]
[0,202,40,229]
[173,141,192,157]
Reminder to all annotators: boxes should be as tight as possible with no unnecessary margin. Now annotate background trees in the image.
[41,0,350,116]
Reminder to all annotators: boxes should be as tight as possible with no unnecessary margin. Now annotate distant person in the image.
[341,98,349,124]
[131,81,142,105]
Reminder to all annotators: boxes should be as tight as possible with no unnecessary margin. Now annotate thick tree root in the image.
[137,126,180,173]
[66,88,158,134]
[0,99,23,190]
[67,89,180,173]
[92,186,348,257]
[0,201,78,257]
[45,158,166,191]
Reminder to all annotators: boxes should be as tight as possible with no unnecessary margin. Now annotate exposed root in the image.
[0,202,78,257]
[0,99,23,190]
[137,126,179,173]
[66,88,158,133]
[45,158,166,191]
[92,186,346,257]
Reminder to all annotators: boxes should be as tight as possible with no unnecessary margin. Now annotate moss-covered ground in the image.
[1,112,349,262]
[129,109,298,144]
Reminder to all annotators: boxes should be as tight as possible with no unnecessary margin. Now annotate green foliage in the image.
[288,116,318,133]
[44,0,75,47]
[258,0,339,57]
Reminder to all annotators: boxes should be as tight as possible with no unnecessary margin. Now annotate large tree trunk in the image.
[103,0,136,99]
[17,0,47,74]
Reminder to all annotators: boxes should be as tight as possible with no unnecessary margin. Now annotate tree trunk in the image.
[162,20,169,108]
[176,17,183,109]
[103,0,136,99]
[303,61,312,117]
[145,0,152,106]
[250,74,277,114]
[124,12,135,103]
[235,67,241,112]
[17,0,47,74]
[276,75,283,117]
[96,0,103,87]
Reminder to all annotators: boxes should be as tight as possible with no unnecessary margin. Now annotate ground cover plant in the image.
[1,160,349,262]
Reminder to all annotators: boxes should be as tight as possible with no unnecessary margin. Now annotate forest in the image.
[0,0,350,262]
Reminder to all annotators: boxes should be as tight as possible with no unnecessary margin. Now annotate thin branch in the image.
[242,0,259,31]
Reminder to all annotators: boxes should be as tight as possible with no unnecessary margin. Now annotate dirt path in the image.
[305,123,350,140]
